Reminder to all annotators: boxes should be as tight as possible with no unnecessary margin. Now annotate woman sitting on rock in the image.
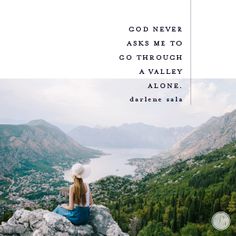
[53,163,93,225]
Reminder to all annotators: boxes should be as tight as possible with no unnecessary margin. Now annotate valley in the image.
[1,110,236,235]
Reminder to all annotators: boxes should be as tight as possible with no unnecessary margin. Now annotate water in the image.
[64,148,160,183]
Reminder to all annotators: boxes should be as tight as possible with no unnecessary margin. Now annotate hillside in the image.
[0,119,101,174]
[69,123,193,149]
[92,142,236,235]
[168,109,236,160]
[0,119,101,221]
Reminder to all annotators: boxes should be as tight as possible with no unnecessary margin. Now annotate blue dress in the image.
[53,205,90,225]
[53,183,91,225]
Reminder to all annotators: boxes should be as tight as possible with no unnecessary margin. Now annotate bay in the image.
[64,148,160,183]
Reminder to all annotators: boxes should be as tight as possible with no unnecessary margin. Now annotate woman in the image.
[53,163,93,225]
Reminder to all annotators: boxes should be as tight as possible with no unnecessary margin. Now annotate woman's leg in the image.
[75,207,90,225]
[53,206,79,225]
[53,205,70,217]
[53,205,61,214]
[53,206,90,225]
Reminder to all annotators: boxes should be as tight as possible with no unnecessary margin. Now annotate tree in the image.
[180,223,199,236]
[220,195,230,212]
[138,222,172,236]
[163,206,173,227]
[176,206,188,230]
[213,198,221,213]
[188,198,197,222]
[228,192,236,213]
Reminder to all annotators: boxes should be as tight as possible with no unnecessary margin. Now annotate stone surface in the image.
[89,205,127,236]
[0,205,128,236]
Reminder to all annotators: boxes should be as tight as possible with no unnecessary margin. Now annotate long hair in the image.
[73,177,87,206]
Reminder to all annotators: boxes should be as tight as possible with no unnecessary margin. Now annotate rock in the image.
[90,205,127,236]
[76,225,94,236]
[0,205,128,236]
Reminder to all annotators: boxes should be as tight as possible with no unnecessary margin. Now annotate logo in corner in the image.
[211,211,231,231]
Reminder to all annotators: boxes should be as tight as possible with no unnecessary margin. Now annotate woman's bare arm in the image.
[61,185,74,210]
[89,191,93,206]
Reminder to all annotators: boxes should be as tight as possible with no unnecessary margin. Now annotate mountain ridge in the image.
[69,123,193,149]
[0,119,101,175]
[166,109,236,160]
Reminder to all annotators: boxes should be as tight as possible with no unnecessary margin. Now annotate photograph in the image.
[0,79,236,235]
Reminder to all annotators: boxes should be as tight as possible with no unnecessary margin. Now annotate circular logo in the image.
[211,211,231,231]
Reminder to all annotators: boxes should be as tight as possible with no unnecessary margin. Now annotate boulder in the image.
[0,205,128,236]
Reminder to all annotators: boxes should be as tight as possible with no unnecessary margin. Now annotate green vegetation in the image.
[1,132,236,235]
[93,142,236,235]
[14,159,54,174]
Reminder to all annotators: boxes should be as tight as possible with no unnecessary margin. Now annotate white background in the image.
[0,0,235,79]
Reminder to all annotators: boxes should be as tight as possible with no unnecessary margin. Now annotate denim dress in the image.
[53,205,90,225]
[53,183,90,225]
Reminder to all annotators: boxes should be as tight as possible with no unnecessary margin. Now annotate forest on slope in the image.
[93,141,236,235]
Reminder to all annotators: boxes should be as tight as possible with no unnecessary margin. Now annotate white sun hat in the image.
[70,163,91,180]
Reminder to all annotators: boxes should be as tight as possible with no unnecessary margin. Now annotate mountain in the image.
[169,109,236,160]
[0,119,100,175]
[92,141,236,235]
[69,123,193,149]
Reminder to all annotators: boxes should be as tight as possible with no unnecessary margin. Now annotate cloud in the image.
[182,81,236,117]
[0,79,236,128]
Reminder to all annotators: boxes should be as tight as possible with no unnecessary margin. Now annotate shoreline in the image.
[63,147,161,183]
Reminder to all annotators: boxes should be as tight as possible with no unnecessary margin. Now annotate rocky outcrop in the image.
[0,205,128,236]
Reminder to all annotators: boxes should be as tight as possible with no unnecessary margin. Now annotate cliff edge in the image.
[0,205,128,236]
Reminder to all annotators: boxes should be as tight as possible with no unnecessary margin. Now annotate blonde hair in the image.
[73,176,87,206]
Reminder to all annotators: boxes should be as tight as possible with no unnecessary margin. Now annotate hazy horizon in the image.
[0,79,236,132]
[0,118,197,132]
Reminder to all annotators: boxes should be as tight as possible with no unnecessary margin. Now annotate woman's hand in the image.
[61,203,73,210]
[61,203,68,208]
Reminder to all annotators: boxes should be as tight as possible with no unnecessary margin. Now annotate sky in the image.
[0,1,235,131]
[0,0,235,79]
[0,79,235,131]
